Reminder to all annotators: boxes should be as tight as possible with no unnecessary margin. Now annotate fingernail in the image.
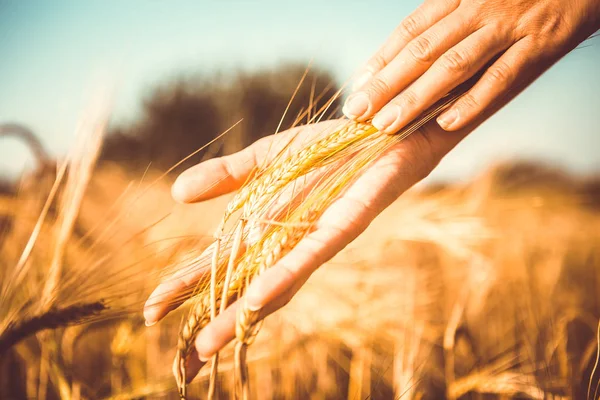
[343,93,371,120]
[372,105,401,133]
[198,353,211,363]
[352,71,372,91]
[437,108,458,129]
[144,320,156,327]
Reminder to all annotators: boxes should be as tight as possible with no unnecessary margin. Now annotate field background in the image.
[1,64,599,399]
[1,2,600,398]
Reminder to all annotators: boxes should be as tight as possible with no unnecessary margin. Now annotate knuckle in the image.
[367,52,387,73]
[489,21,508,37]
[520,8,570,50]
[458,93,481,112]
[440,49,471,73]
[486,61,513,88]
[367,76,392,97]
[407,35,435,63]
[539,12,568,38]
[397,15,421,40]
[400,89,419,108]
[344,195,378,226]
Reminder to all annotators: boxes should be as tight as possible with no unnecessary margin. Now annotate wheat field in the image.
[1,137,599,399]
[0,64,599,399]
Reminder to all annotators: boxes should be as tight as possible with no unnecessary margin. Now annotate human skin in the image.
[144,0,600,382]
[343,0,600,134]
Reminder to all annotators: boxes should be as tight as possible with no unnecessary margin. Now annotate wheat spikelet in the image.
[230,208,319,399]
[175,208,318,397]
[228,149,385,398]
[209,219,246,399]
[232,214,317,399]
[0,301,106,354]
[219,121,377,228]
[174,296,213,398]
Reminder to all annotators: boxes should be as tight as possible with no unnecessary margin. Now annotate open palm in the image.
[143,118,478,381]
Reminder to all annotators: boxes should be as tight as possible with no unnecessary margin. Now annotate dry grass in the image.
[1,156,599,399]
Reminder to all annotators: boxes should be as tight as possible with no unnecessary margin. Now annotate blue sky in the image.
[1,0,599,182]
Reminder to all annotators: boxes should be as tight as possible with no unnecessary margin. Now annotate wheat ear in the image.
[206,225,222,400]
[208,219,246,400]
[219,121,377,227]
[174,298,210,399]
[0,301,106,354]
[175,207,317,398]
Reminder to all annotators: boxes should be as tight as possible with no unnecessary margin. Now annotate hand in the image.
[143,98,503,380]
[143,0,599,381]
[343,0,600,134]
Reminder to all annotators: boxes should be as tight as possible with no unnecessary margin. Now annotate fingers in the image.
[171,121,341,204]
[145,121,345,324]
[183,229,347,382]
[171,146,259,204]
[437,37,540,131]
[371,25,510,134]
[353,0,461,89]
[345,12,475,120]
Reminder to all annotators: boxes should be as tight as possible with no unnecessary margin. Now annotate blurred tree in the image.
[101,64,340,173]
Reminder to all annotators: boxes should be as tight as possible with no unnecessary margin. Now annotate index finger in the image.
[353,0,460,90]
[171,121,341,204]
[143,244,213,325]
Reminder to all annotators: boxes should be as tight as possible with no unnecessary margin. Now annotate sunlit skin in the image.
[344,0,600,133]
[144,0,600,382]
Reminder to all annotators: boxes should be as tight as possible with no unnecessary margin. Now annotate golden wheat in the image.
[173,77,474,398]
[218,121,377,229]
